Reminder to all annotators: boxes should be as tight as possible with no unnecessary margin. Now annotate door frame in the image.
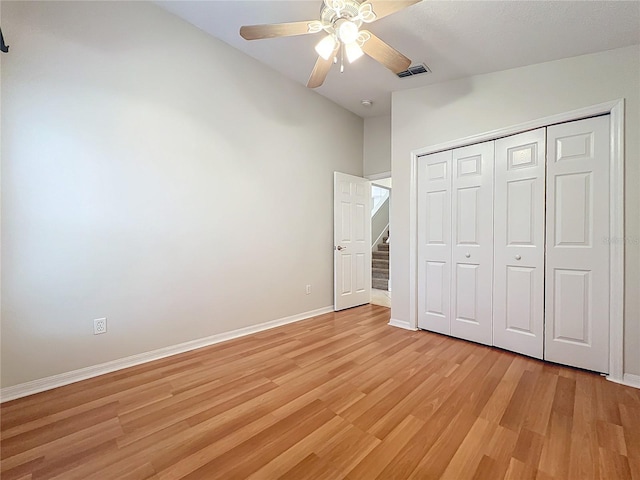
[407,99,625,383]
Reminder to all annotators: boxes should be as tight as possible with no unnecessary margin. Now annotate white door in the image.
[334,172,371,311]
[545,115,610,373]
[417,151,452,334]
[493,129,546,359]
[450,142,494,346]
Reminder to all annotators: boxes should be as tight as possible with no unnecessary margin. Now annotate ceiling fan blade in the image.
[363,0,421,22]
[240,21,322,40]
[360,31,411,74]
[307,55,334,88]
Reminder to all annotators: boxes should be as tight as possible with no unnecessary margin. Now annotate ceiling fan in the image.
[240,0,420,88]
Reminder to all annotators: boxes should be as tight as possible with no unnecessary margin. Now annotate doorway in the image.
[370,176,391,308]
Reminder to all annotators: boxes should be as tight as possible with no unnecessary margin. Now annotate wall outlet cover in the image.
[94,318,107,335]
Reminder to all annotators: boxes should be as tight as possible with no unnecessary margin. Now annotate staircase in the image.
[372,233,389,291]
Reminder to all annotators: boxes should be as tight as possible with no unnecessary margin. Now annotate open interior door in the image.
[334,172,371,311]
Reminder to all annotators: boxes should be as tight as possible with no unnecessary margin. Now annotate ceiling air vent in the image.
[397,63,431,78]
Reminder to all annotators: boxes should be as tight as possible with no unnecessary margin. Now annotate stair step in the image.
[377,244,389,252]
[371,270,389,280]
[372,278,389,290]
[372,251,389,260]
[372,259,389,268]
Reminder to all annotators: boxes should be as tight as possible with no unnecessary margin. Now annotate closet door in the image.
[545,115,610,373]
[493,129,546,359]
[417,151,452,334]
[450,142,494,346]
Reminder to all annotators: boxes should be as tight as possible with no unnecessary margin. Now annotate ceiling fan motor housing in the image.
[321,0,364,31]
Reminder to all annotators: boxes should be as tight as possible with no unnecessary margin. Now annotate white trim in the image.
[623,374,640,389]
[608,101,625,383]
[408,99,625,378]
[608,373,640,390]
[411,100,623,157]
[0,305,334,403]
[408,152,418,330]
[388,318,417,331]
[367,171,392,181]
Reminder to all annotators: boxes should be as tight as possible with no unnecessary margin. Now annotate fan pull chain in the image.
[340,43,345,73]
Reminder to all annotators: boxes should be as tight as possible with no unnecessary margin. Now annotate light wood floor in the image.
[1,304,639,480]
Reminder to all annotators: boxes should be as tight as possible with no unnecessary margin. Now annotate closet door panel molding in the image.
[493,128,546,359]
[450,142,494,346]
[417,151,453,334]
[545,115,611,373]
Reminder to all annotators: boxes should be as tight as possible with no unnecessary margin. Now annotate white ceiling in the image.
[158,1,640,118]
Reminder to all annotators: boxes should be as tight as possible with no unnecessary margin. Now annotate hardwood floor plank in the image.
[0,456,44,480]
[245,416,346,479]
[538,411,573,478]
[521,371,558,435]
[597,419,628,455]
[568,431,601,480]
[512,427,545,467]
[620,403,640,459]
[407,409,478,479]
[180,400,335,479]
[2,403,118,459]
[345,414,424,479]
[278,453,342,480]
[314,423,380,475]
[503,457,538,480]
[482,424,518,479]
[152,414,279,480]
[629,455,640,480]
[2,305,638,480]
[499,369,537,432]
[552,374,577,418]
[599,448,633,479]
[479,356,529,424]
[471,454,501,480]
[1,418,123,475]
[439,416,496,479]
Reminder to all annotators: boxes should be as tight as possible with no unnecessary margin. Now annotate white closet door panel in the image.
[545,115,610,373]
[450,142,494,346]
[493,129,545,359]
[417,151,452,334]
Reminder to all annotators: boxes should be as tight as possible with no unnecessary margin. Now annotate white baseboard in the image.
[0,305,334,403]
[607,373,640,390]
[622,373,640,389]
[388,318,416,331]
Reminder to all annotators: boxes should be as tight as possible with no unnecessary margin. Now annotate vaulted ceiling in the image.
[158,1,640,118]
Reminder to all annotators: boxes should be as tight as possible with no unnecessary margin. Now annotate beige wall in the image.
[364,115,391,177]
[391,45,640,376]
[0,1,363,387]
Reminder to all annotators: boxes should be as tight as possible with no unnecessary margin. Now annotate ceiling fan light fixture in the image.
[239,0,418,89]
[315,34,338,60]
[345,41,364,63]
[337,20,359,44]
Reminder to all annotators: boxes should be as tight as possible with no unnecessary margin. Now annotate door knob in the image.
[465,252,471,258]
[515,254,522,260]
[336,246,346,251]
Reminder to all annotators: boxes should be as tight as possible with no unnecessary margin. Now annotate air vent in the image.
[397,63,431,78]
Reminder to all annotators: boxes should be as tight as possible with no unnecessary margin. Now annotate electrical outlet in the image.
[306,285,312,295]
[94,318,107,335]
